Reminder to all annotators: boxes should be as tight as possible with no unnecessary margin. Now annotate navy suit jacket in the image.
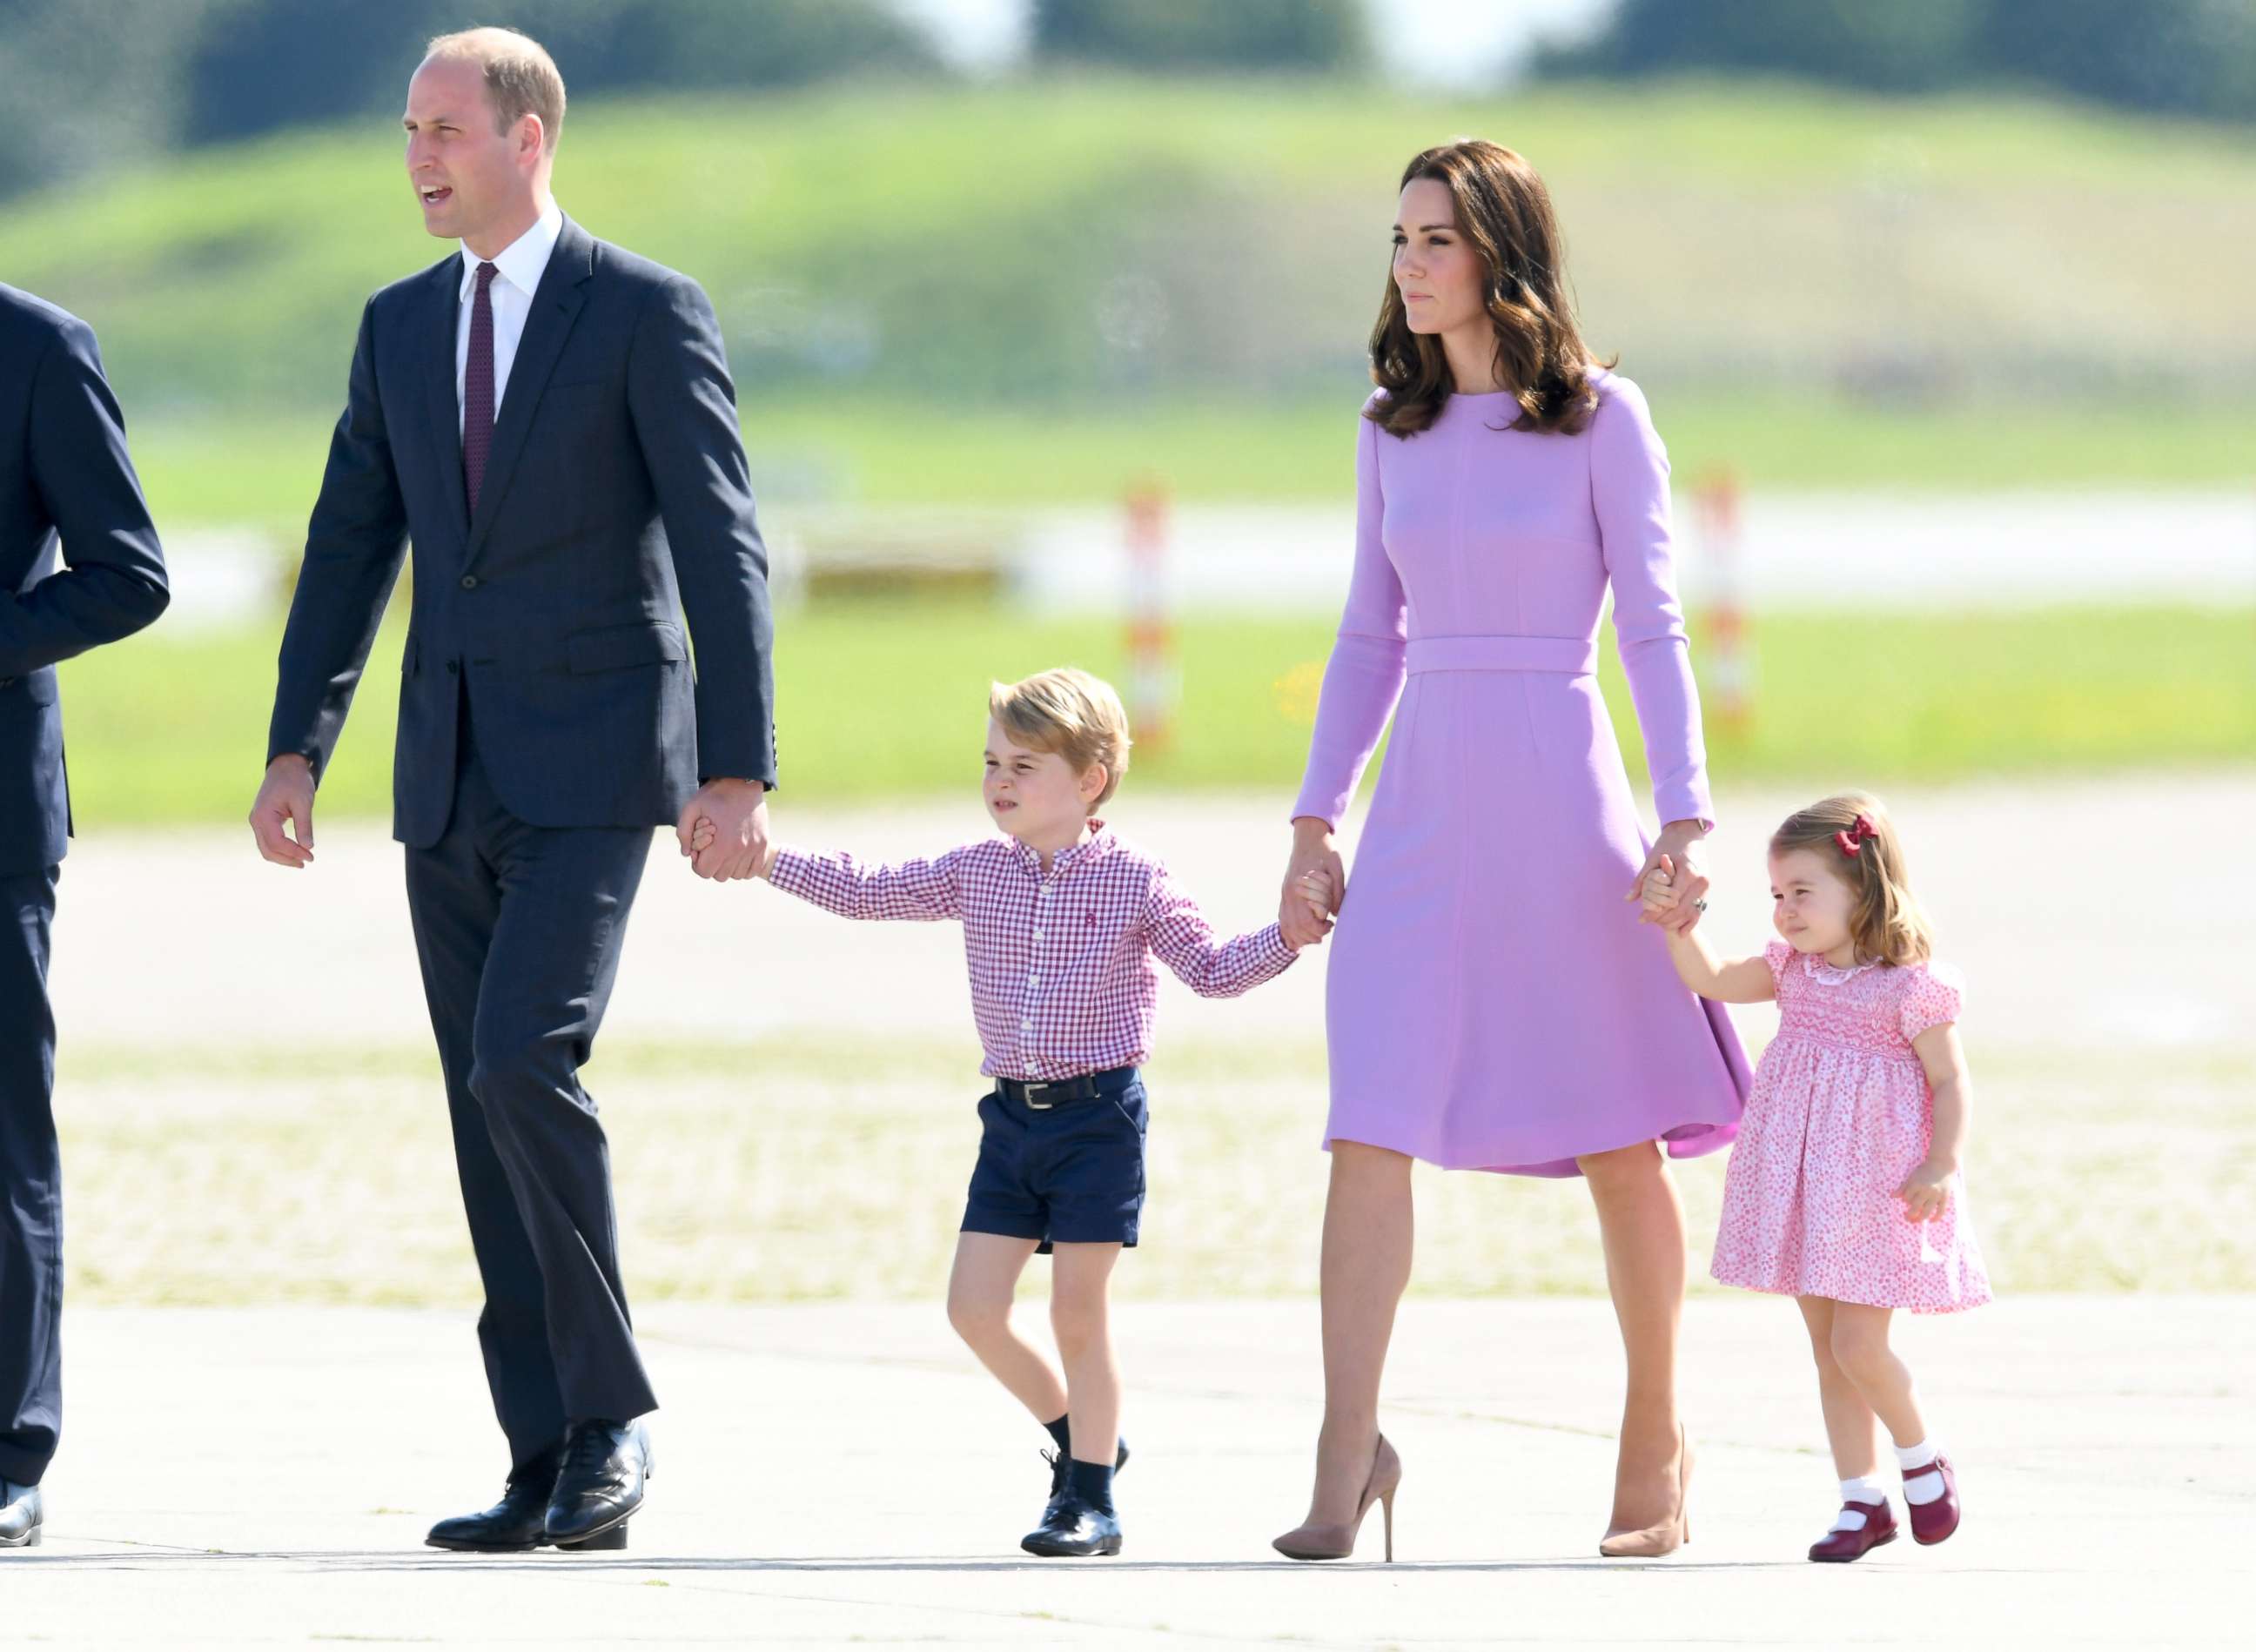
[266,215,777,849]
[0,285,171,876]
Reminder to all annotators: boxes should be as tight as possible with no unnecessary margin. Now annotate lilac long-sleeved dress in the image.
[1292,372,1750,1176]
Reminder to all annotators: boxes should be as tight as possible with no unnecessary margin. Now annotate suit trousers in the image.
[406,713,657,1474]
[0,863,60,1487]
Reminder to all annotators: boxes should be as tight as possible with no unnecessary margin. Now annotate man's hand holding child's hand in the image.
[689,816,777,880]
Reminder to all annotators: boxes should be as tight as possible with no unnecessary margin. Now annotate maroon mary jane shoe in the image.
[1808,1498,1897,1562]
[1905,1454,1961,1546]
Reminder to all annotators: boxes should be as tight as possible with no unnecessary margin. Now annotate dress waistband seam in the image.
[1769,1033,1922,1063]
[1403,635,1597,675]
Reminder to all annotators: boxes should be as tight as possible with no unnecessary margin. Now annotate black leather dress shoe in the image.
[1020,1488,1122,1558]
[426,1475,556,1553]
[1,1479,44,1548]
[426,1450,621,1553]
[545,1419,651,1548]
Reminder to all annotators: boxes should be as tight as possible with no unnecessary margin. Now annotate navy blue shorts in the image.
[962,1069,1148,1251]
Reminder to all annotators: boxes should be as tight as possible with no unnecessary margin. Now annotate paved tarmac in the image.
[3,1296,2246,1647]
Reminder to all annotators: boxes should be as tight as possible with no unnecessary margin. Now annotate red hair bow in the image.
[1834,814,1879,857]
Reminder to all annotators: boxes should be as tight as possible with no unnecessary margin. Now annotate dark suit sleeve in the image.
[626,275,777,789]
[265,295,410,782]
[0,315,170,677]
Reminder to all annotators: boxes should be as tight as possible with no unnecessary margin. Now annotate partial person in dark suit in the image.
[248,27,776,1553]
[0,285,171,1549]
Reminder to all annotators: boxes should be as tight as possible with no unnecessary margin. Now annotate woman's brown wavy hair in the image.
[1367,139,1608,440]
[1769,793,1935,969]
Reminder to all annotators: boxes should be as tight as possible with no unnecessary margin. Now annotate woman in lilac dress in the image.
[1272,141,1751,1561]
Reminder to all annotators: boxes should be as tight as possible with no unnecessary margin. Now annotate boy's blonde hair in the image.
[989,668,1131,811]
[1769,792,1933,968]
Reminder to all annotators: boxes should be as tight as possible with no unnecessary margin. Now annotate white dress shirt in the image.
[454,203,565,433]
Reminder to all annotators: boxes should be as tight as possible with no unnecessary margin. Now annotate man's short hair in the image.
[425,26,566,154]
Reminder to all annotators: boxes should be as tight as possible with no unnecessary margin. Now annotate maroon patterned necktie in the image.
[462,259,499,514]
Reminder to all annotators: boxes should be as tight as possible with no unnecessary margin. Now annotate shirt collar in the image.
[459,203,564,300]
[1011,819,1112,877]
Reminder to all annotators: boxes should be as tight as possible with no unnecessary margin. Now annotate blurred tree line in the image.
[4,0,2244,204]
[0,0,943,198]
[1546,0,2256,121]
[1031,0,1367,73]
[0,0,1370,201]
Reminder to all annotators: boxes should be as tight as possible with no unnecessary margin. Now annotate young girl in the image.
[1642,793,1990,1561]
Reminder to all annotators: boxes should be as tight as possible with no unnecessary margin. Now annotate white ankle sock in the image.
[1831,1475,1889,1530]
[1896,1439,1945,1503]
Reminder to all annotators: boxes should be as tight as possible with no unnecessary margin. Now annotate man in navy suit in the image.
[250,27,776,1552]
[0,285,171,1548]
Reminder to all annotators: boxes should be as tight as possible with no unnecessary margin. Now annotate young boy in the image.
[695,668,1322,1556]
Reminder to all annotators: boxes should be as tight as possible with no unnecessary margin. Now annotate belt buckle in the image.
[1023,1082,1056,1111]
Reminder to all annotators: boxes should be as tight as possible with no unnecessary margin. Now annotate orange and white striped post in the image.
[1124,480,1178,751]
[1693,468,1754,734]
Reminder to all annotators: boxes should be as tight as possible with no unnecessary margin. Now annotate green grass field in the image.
[6,77,2254,516]
[127,395,2256,540]
[55,600,2256,829]
[55,1032,2256,1304]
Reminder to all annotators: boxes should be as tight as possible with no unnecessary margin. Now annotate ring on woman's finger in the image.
[1692,897,1708,911]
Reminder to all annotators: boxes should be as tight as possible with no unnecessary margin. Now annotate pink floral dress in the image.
[1710,944,1991,1313]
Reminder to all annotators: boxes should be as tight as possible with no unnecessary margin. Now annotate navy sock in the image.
[1068,1457,1116,1516]
[1043,1414,1072,1454]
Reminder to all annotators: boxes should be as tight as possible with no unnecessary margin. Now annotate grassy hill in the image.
[8,75,2254,524]
[55,600,2256,825]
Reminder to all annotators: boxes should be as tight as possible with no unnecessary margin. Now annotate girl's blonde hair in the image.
[988,668,1131,810]
[1769,792,1933,967]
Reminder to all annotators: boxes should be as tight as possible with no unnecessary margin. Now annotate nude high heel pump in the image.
[1272,1434,1401,1562]
[1598,1425,1693,1558]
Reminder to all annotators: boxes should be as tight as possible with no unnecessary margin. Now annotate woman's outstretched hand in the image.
[1282,816,1346,948]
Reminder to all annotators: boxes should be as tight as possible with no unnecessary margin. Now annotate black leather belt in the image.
[997,1066,1134,1111]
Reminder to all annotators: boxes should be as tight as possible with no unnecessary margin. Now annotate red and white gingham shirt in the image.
[769,823,1298,1082]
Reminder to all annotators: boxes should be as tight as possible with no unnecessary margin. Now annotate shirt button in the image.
[460,574,480,590]
[1038,887,1051,900]
[1021,1017,1032,1031]
[1032,929,1043,941]
[1028,973,1039,986]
